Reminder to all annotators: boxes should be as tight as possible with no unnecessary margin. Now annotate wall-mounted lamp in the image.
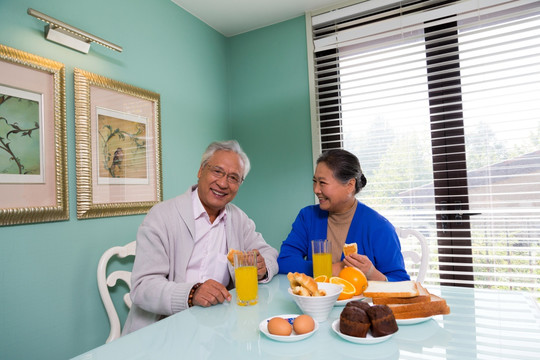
[27,8,122,53]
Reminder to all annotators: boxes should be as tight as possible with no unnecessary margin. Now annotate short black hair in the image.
[316,149,367,194]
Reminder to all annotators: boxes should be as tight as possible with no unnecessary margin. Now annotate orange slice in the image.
[330,277,356,300]
[314,275,328,283]
[338,267,368,296]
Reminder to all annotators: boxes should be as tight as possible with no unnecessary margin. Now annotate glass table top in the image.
[72,274,540,360]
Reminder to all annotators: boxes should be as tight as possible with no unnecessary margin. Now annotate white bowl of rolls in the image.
[287,272,342,322]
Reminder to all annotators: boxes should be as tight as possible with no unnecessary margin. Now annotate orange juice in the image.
[313,252,332,278]
[235,265,258,306]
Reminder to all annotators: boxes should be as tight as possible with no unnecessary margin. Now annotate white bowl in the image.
[287,282,343,322]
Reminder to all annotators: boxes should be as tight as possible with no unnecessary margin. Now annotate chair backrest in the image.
[97,241,136,343]
[395,227,429,283]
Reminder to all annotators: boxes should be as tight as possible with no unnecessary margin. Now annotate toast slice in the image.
[363,280,419,298]
[388,294,450,319]
[372,283,430,305]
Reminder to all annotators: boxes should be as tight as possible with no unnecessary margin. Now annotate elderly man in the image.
[123,140,278,335]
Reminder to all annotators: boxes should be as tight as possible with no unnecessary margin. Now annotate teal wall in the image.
[228,17,315,248]
[0,1,314,359]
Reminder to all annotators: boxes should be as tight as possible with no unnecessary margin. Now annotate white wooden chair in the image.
[396,227,429,283]
[97,241,136,343]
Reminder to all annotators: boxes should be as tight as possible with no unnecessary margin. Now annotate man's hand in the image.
[192,279,231,307]
[252,249,268,280]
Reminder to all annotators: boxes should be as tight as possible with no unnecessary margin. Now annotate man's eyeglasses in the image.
[206,165,243,185]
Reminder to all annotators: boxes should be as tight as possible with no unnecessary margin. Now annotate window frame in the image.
[306,0,540,291]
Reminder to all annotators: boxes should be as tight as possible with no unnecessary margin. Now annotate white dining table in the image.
[72,274,540,359]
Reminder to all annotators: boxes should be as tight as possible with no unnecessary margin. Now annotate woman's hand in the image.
[332,261,345,277]
[344,254,386,281]
[344,253,372,274]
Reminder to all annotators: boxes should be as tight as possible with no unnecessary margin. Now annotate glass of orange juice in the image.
[234,251,258,306]
[312,240,332,278]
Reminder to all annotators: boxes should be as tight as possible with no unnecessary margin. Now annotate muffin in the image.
[366,304,398,337]
[339,305,370,338]
[346,300,371,312]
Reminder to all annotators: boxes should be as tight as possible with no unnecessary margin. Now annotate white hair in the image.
[200,140,251,179]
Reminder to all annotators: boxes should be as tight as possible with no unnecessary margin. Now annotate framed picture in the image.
[0,44,68,226]
[74,68,162,219]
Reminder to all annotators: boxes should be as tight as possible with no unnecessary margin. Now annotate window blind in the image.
[307,0,540,299]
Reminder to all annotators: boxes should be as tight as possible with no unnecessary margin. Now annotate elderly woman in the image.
[277,149,409,282]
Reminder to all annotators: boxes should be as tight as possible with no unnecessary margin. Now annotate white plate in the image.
[396,316,433,325]
[335,295,366,306]
[259,314,319,342]
[331,319,396,344]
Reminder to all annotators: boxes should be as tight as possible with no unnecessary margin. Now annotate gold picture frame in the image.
[74,68,162,219]
[0,44,68,226]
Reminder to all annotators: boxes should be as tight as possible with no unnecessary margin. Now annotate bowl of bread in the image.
[287,272,342,322]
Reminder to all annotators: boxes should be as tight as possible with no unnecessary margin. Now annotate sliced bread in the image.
[363,280,419,298]
[372,282,430,305]
[388,294,450,319]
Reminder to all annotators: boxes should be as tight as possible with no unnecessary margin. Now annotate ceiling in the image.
[170,0,347,37]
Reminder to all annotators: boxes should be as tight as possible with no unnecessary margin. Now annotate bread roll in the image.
[226,249,243,265]
[287,272,325,296]
[293,272,319,296]
[343,243,358,257]
[287,272,300,288]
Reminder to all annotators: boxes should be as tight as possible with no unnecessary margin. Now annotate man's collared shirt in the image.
[185,188,230,286]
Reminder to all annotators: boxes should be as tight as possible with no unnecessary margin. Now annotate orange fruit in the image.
[314,275,329,283]
[339,266,368,296]
[330,277,355,300]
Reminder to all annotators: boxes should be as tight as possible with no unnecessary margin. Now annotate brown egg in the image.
[267,317,293,336]
[293,314,315,335]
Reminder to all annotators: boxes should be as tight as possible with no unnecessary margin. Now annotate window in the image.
[308,0,540,298]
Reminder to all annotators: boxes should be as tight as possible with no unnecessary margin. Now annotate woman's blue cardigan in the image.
[277,201,410,282]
